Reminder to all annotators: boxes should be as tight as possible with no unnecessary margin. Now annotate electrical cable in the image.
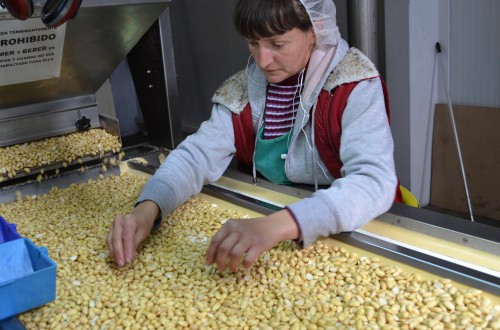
[420,44,438,204]
[245,55,269,87]
[246,57,330,188]
[435,42,475,222]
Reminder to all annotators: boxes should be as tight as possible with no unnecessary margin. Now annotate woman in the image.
[107,0,399,272]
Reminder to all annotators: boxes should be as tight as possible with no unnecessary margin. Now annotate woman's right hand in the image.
[106,200,160,267]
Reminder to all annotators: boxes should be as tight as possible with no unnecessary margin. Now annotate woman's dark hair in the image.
[234,0,312,40]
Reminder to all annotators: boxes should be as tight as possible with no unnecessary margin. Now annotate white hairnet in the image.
[299,0,340,47]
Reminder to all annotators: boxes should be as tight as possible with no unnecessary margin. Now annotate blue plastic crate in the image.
[0,216,22,243]
[0,238,57,320]
[0,316,25,330]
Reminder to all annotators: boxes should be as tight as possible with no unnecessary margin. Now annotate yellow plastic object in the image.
[400,185,420,207]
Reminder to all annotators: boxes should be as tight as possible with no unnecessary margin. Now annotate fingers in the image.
[207,230,248,273]
[206,220,257,272]
[205,225,228,267]
[122,215,139,265]
[227,240,250,272]
[109,215,125,266]
[214,232,240,272]
[242,246,261,269]
[107,214,139,267]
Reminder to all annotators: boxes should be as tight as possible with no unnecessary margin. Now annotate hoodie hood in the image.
[299,0,341,106]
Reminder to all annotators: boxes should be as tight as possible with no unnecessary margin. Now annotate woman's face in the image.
[247,28,316,84]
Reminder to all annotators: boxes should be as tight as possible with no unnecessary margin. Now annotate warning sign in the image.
[0,18,65,86]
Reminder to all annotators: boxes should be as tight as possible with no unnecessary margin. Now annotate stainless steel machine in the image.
[1,0,499,328]
[0,0,181,184]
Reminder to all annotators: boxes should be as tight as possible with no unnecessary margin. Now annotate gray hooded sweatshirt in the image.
[137,0,397,246]
[136,35,397,247]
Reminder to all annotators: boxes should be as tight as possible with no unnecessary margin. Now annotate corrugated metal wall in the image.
[169,0,247,133]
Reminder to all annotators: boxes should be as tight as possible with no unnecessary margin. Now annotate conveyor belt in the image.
[201,183,500,297]
[2,156,499,328]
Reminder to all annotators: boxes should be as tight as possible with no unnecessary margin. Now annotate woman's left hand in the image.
[205,209,300,272]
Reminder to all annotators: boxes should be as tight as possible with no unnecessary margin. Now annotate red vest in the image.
[231,77,403,203]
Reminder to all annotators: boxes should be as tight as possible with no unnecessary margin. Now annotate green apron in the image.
[254,127,292,184]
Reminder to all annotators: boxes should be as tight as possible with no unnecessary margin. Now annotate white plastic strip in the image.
[209,182,286,208]
[356,228,500,278]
